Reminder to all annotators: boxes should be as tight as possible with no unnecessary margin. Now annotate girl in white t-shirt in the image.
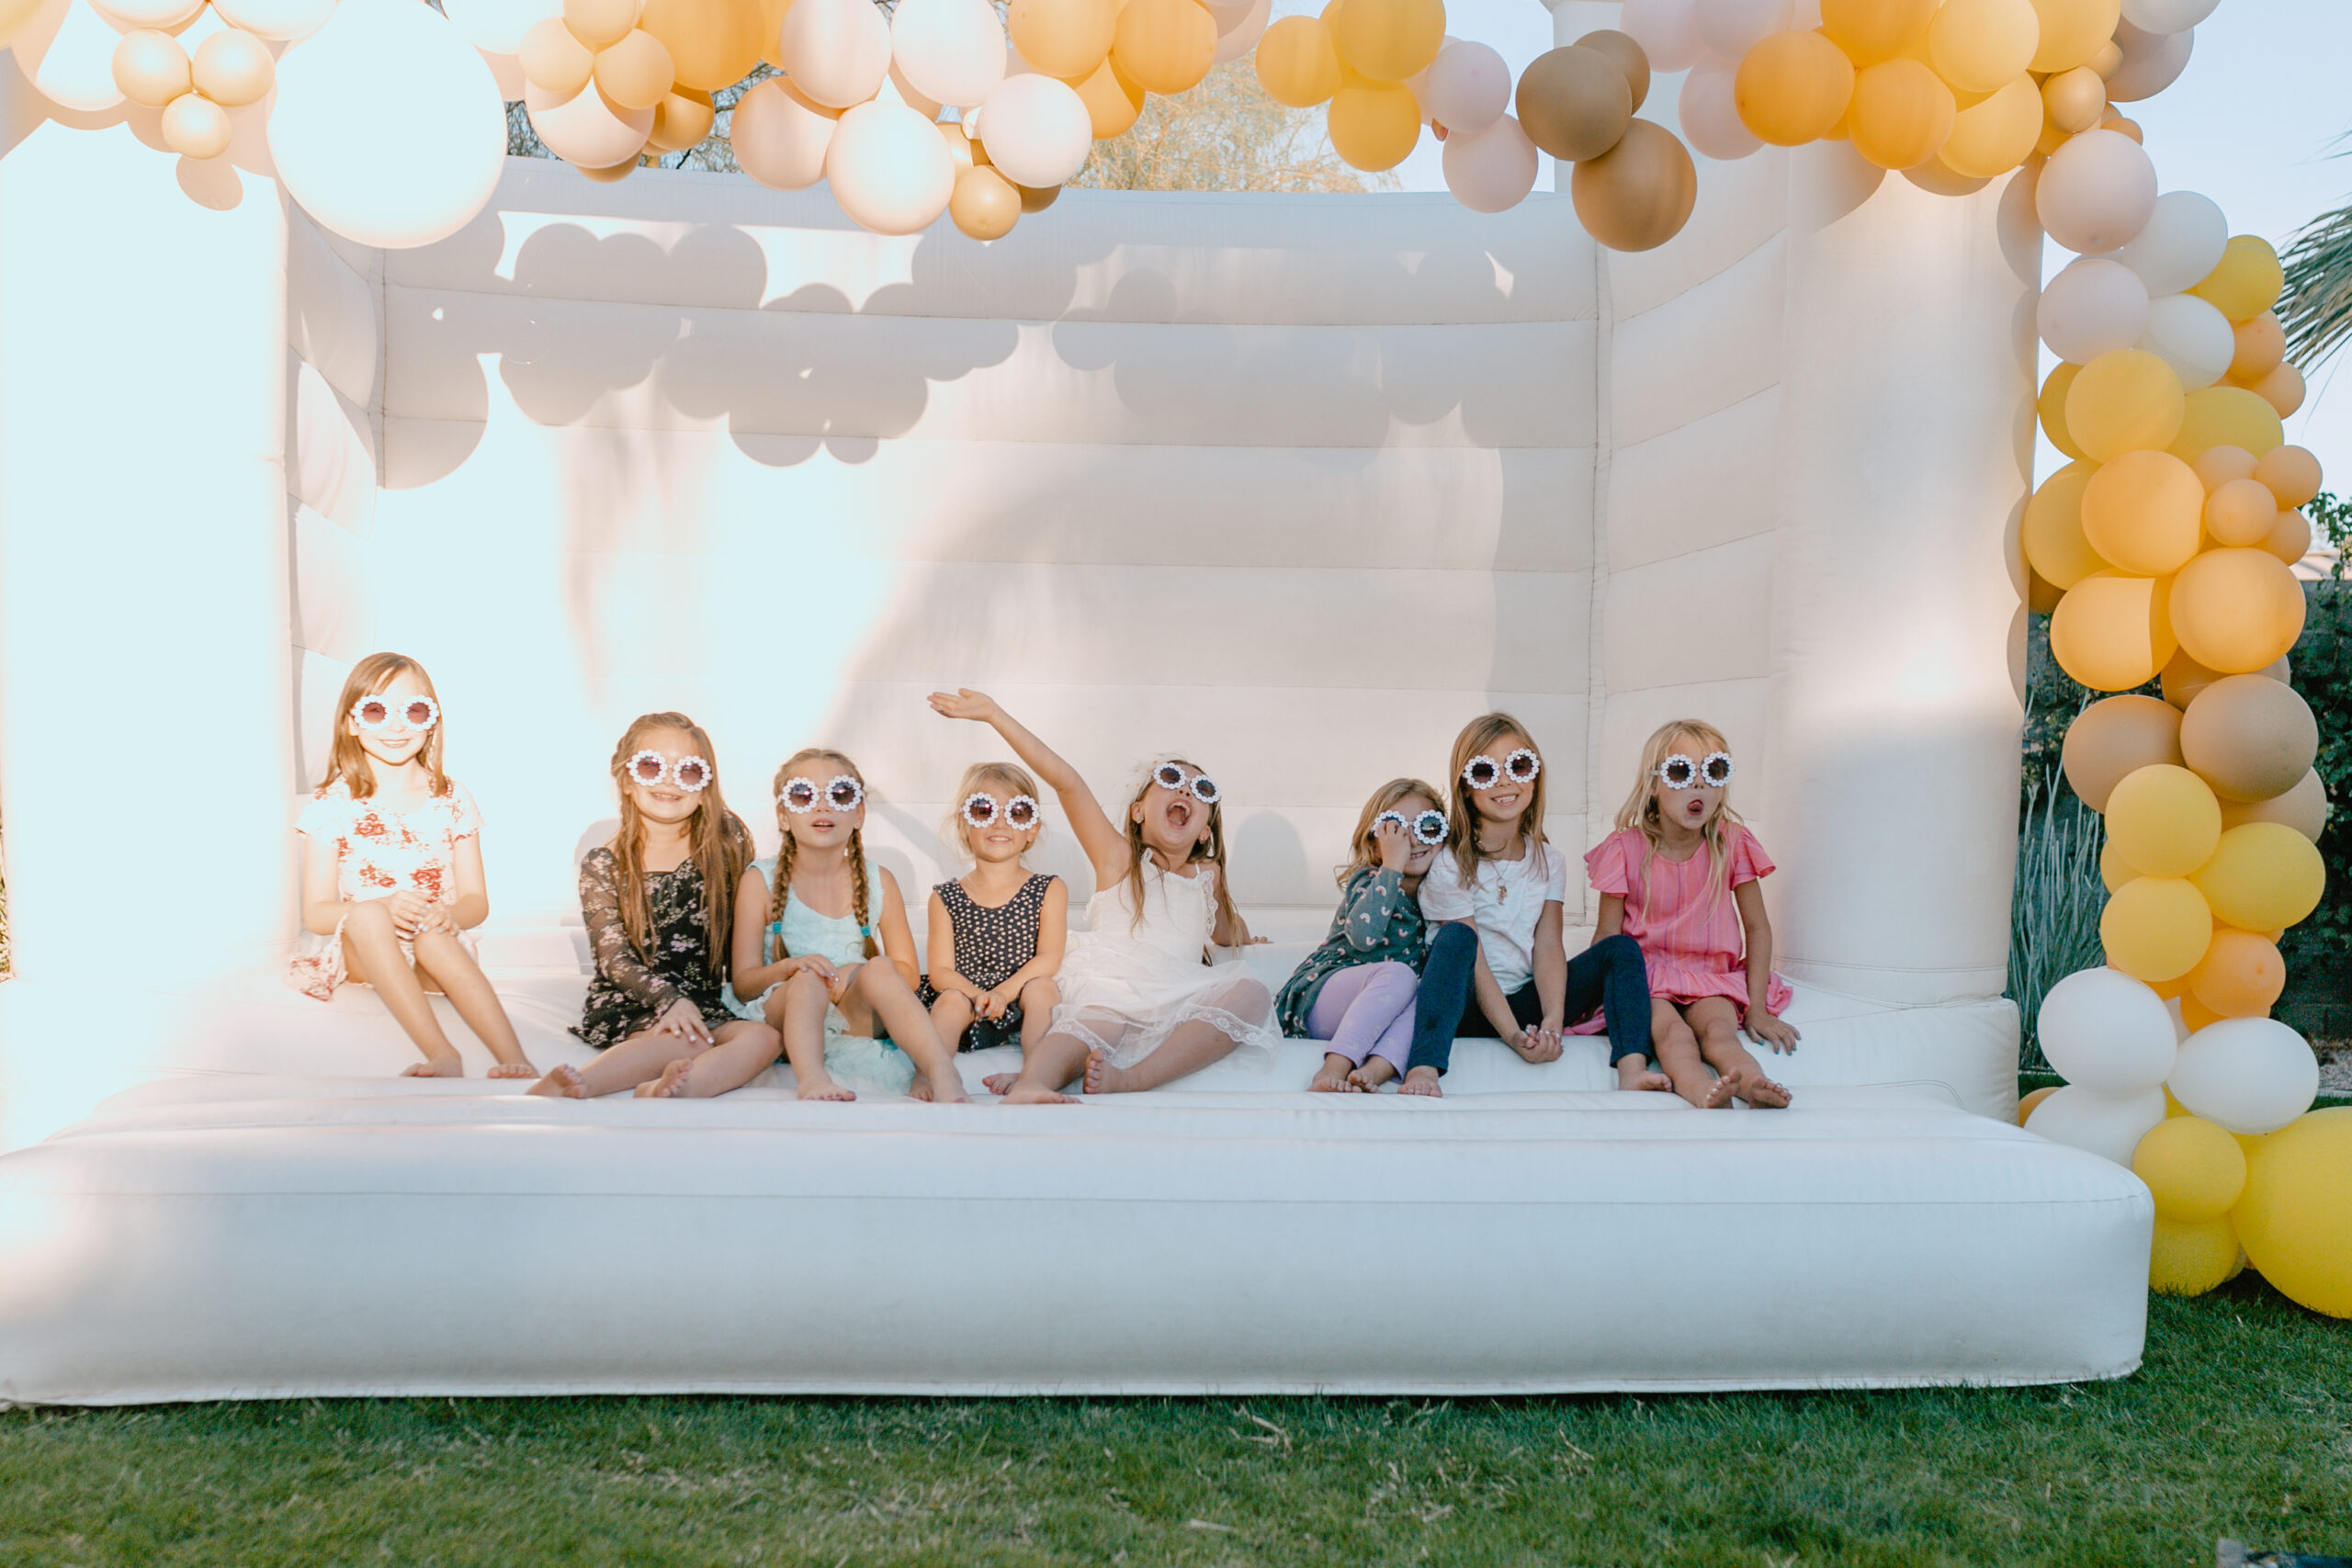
[1400,713,1653,1098]
[288,652,535,1079]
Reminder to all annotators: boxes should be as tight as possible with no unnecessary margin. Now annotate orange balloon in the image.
[2041,64,2104,133]
[564,0,640,51]
[1329,0,1442,83]
[2255,445,2323,509]
[647,85,715,151]
[2203,479,2280,549]
[2049,570,2176,692]
[2190,445,2258,493]
[637,0,763,92]
[2022,460,2109,590]
[1255,15,1341,107]
[1820,0,1935,62]
[1569,118,1697,253]
[1846,56,1953,169]
[2080,449,2202,577]
[1328,76,1420,170]
[521,15,596,94]
[2040,362,2086,462]
[2248,362,2305,419]
[1939,73,2041,178]
[2168,548,2307,674]
[949,164,1020,240]
[2028,0,2121,73]
[1112,0,1215,95]
[1009,0,1116,81]
[1734,28,1855,147]
[594,29,674,111]
[2230,312,2286,382]
[2264,507,2312,567]
[2177,992,2224,1032]
[1064,54,1144,138]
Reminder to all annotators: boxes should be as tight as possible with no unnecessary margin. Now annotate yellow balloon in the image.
[1846,56,1952,170]
[1937,73,2040,177]
[2098,838,2137,893]
[594,28,675,111]
[2039,362,2086,461]
[1008,0,1116,81]
[2018,1084,2060,1126]
[2049,570,2175,692]
[1927,0,2039,93]
[1735,29,1855,146]
[1112,0,1215,95]
[2099,874,2213,983]
[1064,54,1144,139]
[1254,15,1342,107]
[2234,1108,2352,1318]
[2022,460,2109,589]
[2027,0,2120,73]
[1329,0,1442,84]
[2066,349,2185,463]
[1819,0,1935,63]
[2079,449,2203,578]
[2105,763,2221,879]
[2170,385,2286,465]
[1327,78,1420,171]
[2192,822,2326,933]
[2148,1213,2240,1297]
[2169,547,2306,674]
[2190,235,2286,324]
[637,0,763,92]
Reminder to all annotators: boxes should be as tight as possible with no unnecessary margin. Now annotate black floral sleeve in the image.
[579,848,682,1016]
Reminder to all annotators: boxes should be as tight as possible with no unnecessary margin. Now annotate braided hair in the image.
[767,748,880,959]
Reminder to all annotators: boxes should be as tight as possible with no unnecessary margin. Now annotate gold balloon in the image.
[1254,16,1342,107]
[950,164,1021,239]
[2234,1109,2352,1319]
[2059,693,2181,813]
[1734,28,1855,147]
[1064,54,1144,139]
[2028,0,2120,73]
[190,28,274,107]
[112,29,191,107]
[2193,823,2326,933]
[1328,77,1420,170]
[2018,1084,2060,1126]
[1938,73,2040,178]
[2255,445,2323,509]
[2264,505,2312,566]
[2169,386,2284,464]
[2230,311,2286,382]
[1575,29,1651,113]
[2098,874,2212,984]
[2105,762,2221,879]
[2080,449,2202,578]
[2048,570,2175,692]
[2181,675,2318,807]
[565,0,642,51]
[2039,362,2086,461]
[1516,45,1633,162]
[2169,547,2306,675]
[2202,478,2278,548]
[1112,0,1215,96]
[161,92,232,160]
[2066,348,2185,463]
[2148,1214,2240,1297]
[647,86,715,151]
[637,0,763,93]
[1018,181,1060,212]
[1927,0,2039,94]
[1569,118,1697,253]
[1009,0,1116,81]
[1820,0,1935,62]
[2191,235,2285,324]
[2248,362,2305,419]
[1330,0,1442,83]
[594,28,675,111]
[2041,64,2105,133]
[521,16,597,95]
[2135,1116,2249,1223]
[2191,444,2258,492]
[1846,57,1953,170]
[2021,460,2109,590]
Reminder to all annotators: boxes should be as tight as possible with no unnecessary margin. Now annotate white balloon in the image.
[779,0,892,109]
[90,0,200,28]
[729,75,838,191]
[2115,190,2228,296]
[212,0,335,41]
[267,0,506,248]
[1679,58,1758,161]
[891,0,1003,111]
[440,0,560,57]
[1442,111,1537,213]
[2026,1086,2168,1168]
[15,0,129,114]
[479,46,526,100]
[2035,130,2156,255]
[2038,257,2151,366]
[1621,0,1702,72]
[1210,0,1267,66]
[975,70,1090,188]
[2169,1018,2320,1135]
[1419,39,1509,135]
[2037,967,2178,1093]
[888,59,943,118]
[2106,18,2192,103]
[1691,0,1791,59]
[824,96,955,235]
[523,76,652,167]
[2140,292,2236,390]
[2119,0,2215,35]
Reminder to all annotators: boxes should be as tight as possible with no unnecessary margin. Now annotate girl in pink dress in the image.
[1583,719,1798,1110]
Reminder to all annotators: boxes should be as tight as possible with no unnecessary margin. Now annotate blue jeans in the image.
[1404,924,1652,1076]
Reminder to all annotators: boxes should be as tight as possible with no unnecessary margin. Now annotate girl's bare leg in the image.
[1086,1019,1240,1095]
[840,965,969,1103]
[774,969,854,1101]
[411,929,537,1077]
[1015,978,1060,1049]
[340,900,462,1077]
[929,991,976,1056]
[998,1029,1087,1104]
[532,1028,699,1099]
[1650,999,1714,1109]
[639,1021,782,1099]
[1686,996,1790,1108]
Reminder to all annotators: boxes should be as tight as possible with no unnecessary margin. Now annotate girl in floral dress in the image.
[529,712,783,1100]
[290,652,535,1078]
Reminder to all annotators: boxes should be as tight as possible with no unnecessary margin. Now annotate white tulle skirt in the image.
[1046,933,1283,1068]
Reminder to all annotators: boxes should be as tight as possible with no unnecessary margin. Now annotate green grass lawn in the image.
[1,1282,2346,1567]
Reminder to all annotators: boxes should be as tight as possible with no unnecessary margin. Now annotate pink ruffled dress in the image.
[1573,824,1792,1028]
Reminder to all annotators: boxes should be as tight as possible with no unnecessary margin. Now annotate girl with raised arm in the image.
[929,690,1279,1101]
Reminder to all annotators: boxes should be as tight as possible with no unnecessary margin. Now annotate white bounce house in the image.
[0,2,2154,1401]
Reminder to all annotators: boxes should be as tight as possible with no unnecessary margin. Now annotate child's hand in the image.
[928,688,1001,725]
[1507,1025,1564,1064]
[786,954,838,987]
[1374,817,1413,872]
[413,900,459,938]
[656,998,713,1045]
[826,963,861,1004]
[976,986,1010,1020]
[1747,1010,1801,1054]
[385,890,431,936]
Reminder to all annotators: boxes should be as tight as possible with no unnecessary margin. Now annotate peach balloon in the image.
[778,0,893,108]
[2066,349,2184,461]
[1846,56,1952,170]
[112,29,192,107]
[2061,693,2181,813]
[525,77,655,166]
[1008,0,1114,80]
[2264,508,2312,569]
[1569,117,1698,253]
[727,75,838,189]
[1255,15,1341,107]
[1112,0,1215,95]
[2041,65,2106,134]
[949,164,1020,239]
[2249,363,2304,420]
[2190,445,2257,492]
[2255,446,2323,510]
[647,86,715,151]
[2029,0,2120,73]
[594,28,674,110]
[2168,548,2306,675]
[2049,570,2175,692]
[1928,0,2038,92]
[190,28,276,106]
[162,91,232,159]
[638,0,765,92]
[2230,312,2286,382]
[2040,363,2086,461]
[2218,770,2330,843]
[564,0,640,50]
[825,96,956,235]
[2022,461,2109,590]
[2080,449,2202,577]
[1733,28,1853,147]
[1938,73,2040,179]
[521,16,596,93]
[1065,54,1144,138]
[2202,479,2277,548]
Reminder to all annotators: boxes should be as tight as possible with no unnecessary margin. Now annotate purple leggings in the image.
[1306,961,1419,1073]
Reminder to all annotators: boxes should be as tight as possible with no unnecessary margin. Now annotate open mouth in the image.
[1682,797,1707,818]
[1166,799,1193,830]
[811,816,837,832]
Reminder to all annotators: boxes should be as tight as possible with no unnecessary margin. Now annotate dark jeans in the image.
[1404,924,1652,1076]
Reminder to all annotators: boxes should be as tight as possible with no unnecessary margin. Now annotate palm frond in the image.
[2281,197,2352,371]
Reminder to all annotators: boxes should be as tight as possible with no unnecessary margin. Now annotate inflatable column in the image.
[0,95,294,1147]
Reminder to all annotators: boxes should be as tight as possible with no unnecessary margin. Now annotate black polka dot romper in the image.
[918,874,1057,1051]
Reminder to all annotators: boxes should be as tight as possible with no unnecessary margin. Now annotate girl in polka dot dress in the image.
[920,761,1069,1054]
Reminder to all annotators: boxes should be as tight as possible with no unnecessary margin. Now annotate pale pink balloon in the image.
[524,77,654,169]
[1419,39,1509,135]
[780,0,893,110]
[1442,111,1537,213]
[824,96,956,235]
[2036,129,2157,256]
[1679,57,1758,161]
[730,75,840,191]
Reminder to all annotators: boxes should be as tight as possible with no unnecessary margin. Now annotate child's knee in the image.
[1429,922,1478,961]
[1658,1019,1700,1055]
[783,968,830,1004]
[345,900,395,937]
[1020,977,1060,1010]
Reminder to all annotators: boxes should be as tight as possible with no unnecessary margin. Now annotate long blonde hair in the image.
[321,652,450,800]
[1445,713,1547,886]
[944,760,1045,866]
[1613,718,1744,919]
[768,748,879,959]
[1337,777,1442,887]
[607,712,751,982]
[1122,759,1240,942]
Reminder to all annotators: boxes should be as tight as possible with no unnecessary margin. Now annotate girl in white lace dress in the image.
[928,690,1280,1101]
[288,652,535,1079]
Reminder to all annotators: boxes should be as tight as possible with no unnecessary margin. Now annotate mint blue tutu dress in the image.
[722,856,915,1096]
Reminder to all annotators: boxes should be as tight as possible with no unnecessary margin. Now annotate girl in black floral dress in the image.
[531,712,781,1100]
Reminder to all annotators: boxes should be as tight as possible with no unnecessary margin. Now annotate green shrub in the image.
[2008,779,2109,1069]
[2281,577,2350,996]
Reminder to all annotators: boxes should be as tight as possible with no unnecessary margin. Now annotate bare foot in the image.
[402,1052,464,1078]
[1309,1053,1353,1093]
[981,1072,1021,1096]
[918,1068,970,1105]
[1399,1066,1442,1099]
[1083,1049,1130,1095]
[1615,1059,1674,1093]
[795,1074,856,1102]
[1703,1072,1739,1109]
[1727,1066,1792,1109]
[999,1082,1080,1105]
[634,1058,692,1099]
[528,1064,586,1099]
[487,1060,539,1079]
[1347,1058,1399,1092]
